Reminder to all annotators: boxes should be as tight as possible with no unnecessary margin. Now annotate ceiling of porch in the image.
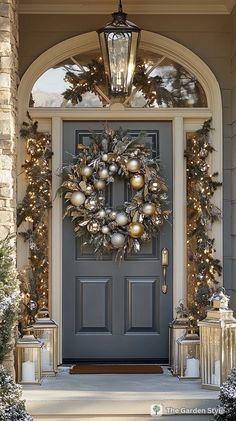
[18,0,236,15]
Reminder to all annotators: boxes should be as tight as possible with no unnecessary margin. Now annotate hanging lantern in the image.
[198,289,236,390]
[33,308,58,376]
[97,0,141,96]
[169,302,189,375]
[177,330,200,379]
[16,329,43,384]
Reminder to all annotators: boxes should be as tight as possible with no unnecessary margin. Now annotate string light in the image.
[185,119,222,323]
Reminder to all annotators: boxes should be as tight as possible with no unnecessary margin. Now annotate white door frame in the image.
[18,31,222,363]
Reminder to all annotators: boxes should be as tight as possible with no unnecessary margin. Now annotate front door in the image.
[62,121,173,362]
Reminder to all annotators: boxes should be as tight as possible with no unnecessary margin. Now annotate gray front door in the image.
[63,121,173,362]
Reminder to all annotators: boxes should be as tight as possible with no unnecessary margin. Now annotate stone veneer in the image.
[0,0,18,374]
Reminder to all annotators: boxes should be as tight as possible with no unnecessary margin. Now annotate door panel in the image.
[62,121,172,362]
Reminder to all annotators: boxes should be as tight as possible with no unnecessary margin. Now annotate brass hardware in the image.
[161,248,169,294]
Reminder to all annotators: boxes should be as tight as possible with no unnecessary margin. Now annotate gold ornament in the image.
[127,158,141,173]
[70,191,86,206]
[84,197,98,211]
[84,184,94,195]
[128,222,145,238]
[110,211,117,220]
[98,168,109,179]
[149,180,160,192]
[87,220,101,234]
[80,165,93,177]
[94,179,106,190]
[111,233,126,248]
[130,174,145,190]
[142,202,156,216]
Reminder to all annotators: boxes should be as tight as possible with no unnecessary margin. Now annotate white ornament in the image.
[70,191,86,206]
[98,168,109,179]
[102,226,109,234]
[98,209,106,218]
[109,163,118,174]
[116,212,128,226]
[102,154,108,162]
[111,233,126,248]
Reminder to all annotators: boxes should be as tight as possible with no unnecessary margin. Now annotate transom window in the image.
[31,49,207,108]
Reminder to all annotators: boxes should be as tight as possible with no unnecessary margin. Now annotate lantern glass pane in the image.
[37,328,54,372]
[180,342,200,378]
[21,348,40,383]
[105,31,130,94]
[209,327,221,386]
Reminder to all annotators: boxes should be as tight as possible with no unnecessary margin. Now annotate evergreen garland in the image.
[185,120,222,322]
[62,58,207,107]
[215,367,236,420]
[17,117,52,323]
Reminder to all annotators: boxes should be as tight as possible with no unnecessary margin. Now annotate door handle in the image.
[161,248,169,294]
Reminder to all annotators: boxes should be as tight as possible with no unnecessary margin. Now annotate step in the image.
[22,369,219,418]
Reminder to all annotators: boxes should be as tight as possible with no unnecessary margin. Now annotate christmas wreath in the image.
[61,127,170,259]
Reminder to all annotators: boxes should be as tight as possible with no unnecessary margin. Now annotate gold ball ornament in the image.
[110,211,117,220]
[87,220,101,234]
[127,158,141,173]
[111,233,126,248]
[128,222,145,238]
[94,179,106,190]
[98,168,109,179]
[142,202,156,216]
[116,212,129,226]
[80,165,93,178]
[84,197,98,211]
[149,180,160,192]
[70,191,86,207]
[130,174,145,190]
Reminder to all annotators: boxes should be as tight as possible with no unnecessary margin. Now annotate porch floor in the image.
[22,367,219,419]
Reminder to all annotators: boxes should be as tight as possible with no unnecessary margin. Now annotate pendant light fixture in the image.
[97,0,141,96]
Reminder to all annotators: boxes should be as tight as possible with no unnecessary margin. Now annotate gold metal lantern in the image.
[33,309,58,376]
[169,302,189,375]
[16,330,43,384]
[177,330,200,379]
[198,289,236,390]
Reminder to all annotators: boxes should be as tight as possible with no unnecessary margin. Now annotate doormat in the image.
[70,364,163,374]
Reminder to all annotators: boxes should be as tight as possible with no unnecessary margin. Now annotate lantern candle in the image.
[22,360,36,383]
[185,358,200,378]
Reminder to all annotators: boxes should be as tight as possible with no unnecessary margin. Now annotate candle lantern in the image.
[198,289,236,390]
[177,330,200,379]
[16,330,43,384]
[33,309,58,376]
[169,302,189,375]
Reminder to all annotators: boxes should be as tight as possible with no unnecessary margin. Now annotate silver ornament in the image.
[84,197,98,211]
[97,209,106,218]
[110,211,117,220]
[111,232,126,248]
[98,168,109,179]
[80,165,93,177]
[127,158,141,173]
[101,225,109,234]
[94,179,106,190]
[70,191,86,206]
[142,202,156,216]
[102,154,108,162]
[106,209,111,214]
[109,163,118,174]
[116,212,129,226]
[87,220,101,233]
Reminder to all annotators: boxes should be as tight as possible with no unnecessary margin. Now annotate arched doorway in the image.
[18,30,223,362]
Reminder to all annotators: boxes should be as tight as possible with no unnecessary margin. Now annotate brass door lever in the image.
[161,248,169,294]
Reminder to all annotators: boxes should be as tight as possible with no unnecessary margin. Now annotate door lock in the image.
[161,248,169,294]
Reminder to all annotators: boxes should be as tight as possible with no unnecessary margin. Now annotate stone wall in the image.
[0,0,18,374]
